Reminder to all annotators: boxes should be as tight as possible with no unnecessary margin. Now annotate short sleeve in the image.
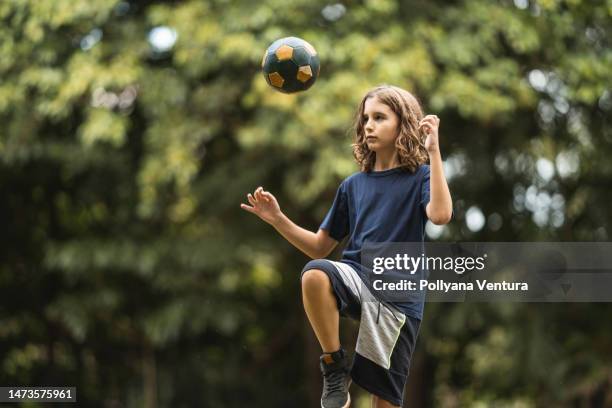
[420,165,431,217]
[320,182,350,241]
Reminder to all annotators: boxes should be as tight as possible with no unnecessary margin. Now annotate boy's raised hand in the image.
[240,186,282,225]
[419,114,440,154]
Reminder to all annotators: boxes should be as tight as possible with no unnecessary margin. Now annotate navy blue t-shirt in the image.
[320,165,430,320]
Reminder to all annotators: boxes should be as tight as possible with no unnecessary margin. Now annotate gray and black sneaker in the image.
[319,348,351,408]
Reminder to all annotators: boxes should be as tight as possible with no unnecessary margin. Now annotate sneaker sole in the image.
[320,391,351,408]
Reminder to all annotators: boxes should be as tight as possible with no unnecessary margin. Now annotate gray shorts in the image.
[302,259,421,406]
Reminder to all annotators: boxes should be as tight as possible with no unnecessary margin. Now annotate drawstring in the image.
[376,301,381,324]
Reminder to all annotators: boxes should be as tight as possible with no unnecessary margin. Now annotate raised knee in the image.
[371,394,400,408]
[301,269,331,292]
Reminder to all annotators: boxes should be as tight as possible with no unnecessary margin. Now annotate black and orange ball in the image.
[261,37,320,94]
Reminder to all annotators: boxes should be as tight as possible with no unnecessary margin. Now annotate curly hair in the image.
[352,84,428,173]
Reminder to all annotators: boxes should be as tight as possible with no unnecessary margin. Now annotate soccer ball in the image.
[261,37,320,94]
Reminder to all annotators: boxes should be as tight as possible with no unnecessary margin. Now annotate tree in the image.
[1,0,610,406]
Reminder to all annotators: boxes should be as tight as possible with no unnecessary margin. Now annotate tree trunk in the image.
[142,342,157,408]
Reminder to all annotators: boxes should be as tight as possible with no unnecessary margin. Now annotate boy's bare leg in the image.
[371,395,400,408]
[301,269,341,353]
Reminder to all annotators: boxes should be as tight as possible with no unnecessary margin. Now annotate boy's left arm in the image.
[420,115,453,225]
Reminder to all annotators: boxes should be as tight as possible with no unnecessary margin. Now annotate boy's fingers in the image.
[263,191,274,199]
[421,117,436,125]
[240,203,256,213]
[247,193,257,206]
[420,120,437,131]
[421,125,433,136]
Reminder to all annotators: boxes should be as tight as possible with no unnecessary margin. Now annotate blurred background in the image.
[1,0,611,406]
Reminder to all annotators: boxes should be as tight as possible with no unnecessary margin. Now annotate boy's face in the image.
[362,96,400,154]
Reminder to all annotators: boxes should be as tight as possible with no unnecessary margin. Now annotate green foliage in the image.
[1,0,611,406]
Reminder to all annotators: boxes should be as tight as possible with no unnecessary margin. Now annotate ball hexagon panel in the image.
[290,47,311,67]
[275,44,293,61]
[268,72,284,88]
[297,65,313,83]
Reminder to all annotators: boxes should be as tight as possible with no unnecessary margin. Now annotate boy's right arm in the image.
[240,186,338,259]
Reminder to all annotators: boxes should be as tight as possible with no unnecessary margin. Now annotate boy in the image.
[241,85,452,407]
